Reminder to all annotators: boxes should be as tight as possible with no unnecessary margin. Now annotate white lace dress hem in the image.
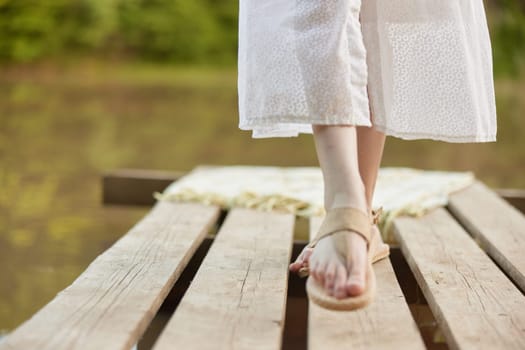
[237,0,498,143]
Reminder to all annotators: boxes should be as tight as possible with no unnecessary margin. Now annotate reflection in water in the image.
[0,63,523,333]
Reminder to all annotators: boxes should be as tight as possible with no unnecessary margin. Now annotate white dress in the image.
[237,0,497,142]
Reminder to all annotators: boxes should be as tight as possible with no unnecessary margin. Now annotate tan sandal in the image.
[299,206,389,311]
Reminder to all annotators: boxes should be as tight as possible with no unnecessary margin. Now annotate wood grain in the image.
[0,201,220,350]
[393,207,525,350]
[153,208,295,350]
[448,181,525,292]
[307,216,426,350]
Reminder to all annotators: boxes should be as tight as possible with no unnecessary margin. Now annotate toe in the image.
[323,262,337,294]
[289,247,313,272]
[333,264,348,299]
[343,232,368,296]
[313,261,326,286]
[289,260,302,272]
[346,253,367,296]
[301,247,313,264]
[310,260,320,279]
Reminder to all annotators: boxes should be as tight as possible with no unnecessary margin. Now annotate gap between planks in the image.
[0,201,220,350]
[447,180,525,292]
[393,207,525,350]
[152,208,296,350]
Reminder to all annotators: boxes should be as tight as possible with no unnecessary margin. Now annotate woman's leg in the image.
[289,124,387,298]
[356,125,390,252]
[298,124,369,298]
[356,125,386,214]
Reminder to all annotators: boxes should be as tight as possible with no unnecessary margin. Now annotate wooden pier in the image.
[1,167,524,350]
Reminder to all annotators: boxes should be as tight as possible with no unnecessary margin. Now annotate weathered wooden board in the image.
[153,208,295,350]
[393,207,525,350]
[0,201,220,350]
[494,188,525,213]
[307,216,426,350]
[448,181,525,292]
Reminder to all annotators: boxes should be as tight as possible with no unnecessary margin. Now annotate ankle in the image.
[325,189,368,213]
[325,174,367,202]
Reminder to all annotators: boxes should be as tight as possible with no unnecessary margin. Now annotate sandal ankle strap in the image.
[371,206,383,225]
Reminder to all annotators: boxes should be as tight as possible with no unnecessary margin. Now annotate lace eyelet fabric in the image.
[237,0,497,142]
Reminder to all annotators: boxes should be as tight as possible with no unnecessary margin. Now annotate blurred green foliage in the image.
[0,0,238,64]
[0,0,120,61]
[119,0,222,63]
[0,0,524,74]
[491,0,525,76]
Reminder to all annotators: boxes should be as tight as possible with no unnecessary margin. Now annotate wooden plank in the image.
[102,168,185,205]
[0,201,220,350]
[161,238,310,309]
[393,207,525,350]
[494,188,525,213]
[307,216,426,350]
[448,181,525,292]
[153,208,296,350]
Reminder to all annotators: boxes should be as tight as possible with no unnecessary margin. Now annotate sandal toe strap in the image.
[298,206,385,278]
[307,207,373,249]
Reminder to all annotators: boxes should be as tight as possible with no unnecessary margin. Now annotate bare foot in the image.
[289,224,388,298]
[312,228,368,298]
